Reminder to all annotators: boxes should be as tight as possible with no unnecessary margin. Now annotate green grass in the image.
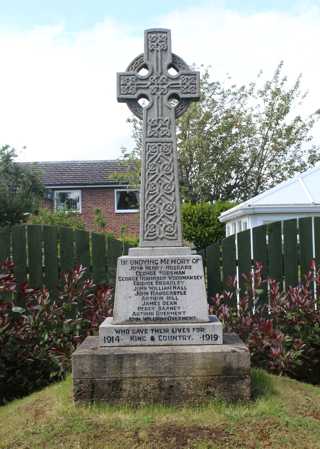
[1,369,320,449]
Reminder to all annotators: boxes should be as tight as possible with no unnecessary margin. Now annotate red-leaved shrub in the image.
[0,260,112,404]
[210,262,320,384]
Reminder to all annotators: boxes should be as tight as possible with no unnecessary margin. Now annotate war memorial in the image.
[72,28,250,404]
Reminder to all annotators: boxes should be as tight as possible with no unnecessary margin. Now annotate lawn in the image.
[1,369,320,449]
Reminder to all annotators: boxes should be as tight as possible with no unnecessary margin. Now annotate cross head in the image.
[117,28,200,247]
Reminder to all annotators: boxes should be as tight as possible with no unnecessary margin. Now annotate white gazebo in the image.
[219,165,320,237]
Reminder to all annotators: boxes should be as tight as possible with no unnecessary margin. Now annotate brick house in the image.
[21,160,140,237]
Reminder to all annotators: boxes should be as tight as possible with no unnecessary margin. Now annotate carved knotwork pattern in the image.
[126,54,145,72]
[144,143,178,240]
[149,74,169,94]
[180,74,198,95]
[147,118,171,137]
[120,75,137,95]
[125,53,193,119]
[148,32,168,51]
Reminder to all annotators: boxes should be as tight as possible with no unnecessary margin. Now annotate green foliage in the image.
[182,201,233,249]
[0,261,112,404]
[211,263,320,384]
[0,145,44,227]
[28,208,85,230]
[124,63,320,203]
[111,145,141,186]
[93,208,107,232]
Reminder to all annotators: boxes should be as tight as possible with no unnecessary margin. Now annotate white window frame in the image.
[242,219,248,231]
[114,189,139,214]
[54,190,82,213]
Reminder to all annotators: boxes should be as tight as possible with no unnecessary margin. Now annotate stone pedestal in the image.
[72,334,251,405]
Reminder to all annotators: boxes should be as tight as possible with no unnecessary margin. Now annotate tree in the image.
[182,201,233,250]
[0,146,44,227]
[120,62,320,203]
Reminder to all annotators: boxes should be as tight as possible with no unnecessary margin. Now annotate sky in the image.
[0,0,319,162]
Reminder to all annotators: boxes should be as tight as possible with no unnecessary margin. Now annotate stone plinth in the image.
[99,316,223,346]
[72,334,250,405]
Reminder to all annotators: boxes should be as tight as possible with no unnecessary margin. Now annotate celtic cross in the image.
[117,29,200,247]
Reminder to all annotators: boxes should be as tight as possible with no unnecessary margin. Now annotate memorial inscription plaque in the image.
[98,28,223,346]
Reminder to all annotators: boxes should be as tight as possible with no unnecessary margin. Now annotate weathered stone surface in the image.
[112,255,209,324]
[99,316,223,346]
[129,247,192,256]
[117,29,200,247]
[72,334,250,404]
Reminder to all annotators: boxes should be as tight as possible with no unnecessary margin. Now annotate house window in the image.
[115,189,139,213]
[54,190,81,213]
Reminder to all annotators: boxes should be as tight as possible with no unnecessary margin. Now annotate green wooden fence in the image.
[0,224,129,289]
[2,219,319,299]
[203,217,320,302]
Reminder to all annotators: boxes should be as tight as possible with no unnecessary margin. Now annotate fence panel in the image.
[43,225,59,290]
[0,227,10,262]
[222,235,236,289]
[92,232,107,284]
[299,217,314,276]
[314,217,320,269]
[252,225,267,273]
[283,219,298,287]
[74,229,90,269]
[28,225,43,288]
[206,243,222,300]
[252,225,268,304]
[237,229,251,290]
[0,224,132,291]
[12,225,27,285]
[268,221,282,284]
[106,237,123,285]
[60,227,75,273]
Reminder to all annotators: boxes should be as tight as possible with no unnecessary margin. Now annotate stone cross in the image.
[117,28,200,247]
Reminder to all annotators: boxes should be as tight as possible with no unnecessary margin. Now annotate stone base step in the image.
[72,334,251,405]
[99,315,223,347]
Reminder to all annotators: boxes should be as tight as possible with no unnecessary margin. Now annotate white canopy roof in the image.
[219,164,320,223]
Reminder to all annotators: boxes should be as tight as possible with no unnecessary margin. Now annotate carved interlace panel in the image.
[144,142,178,241]
[148,75,169,94]
[147,118,171,138]
[180,74,198,95]
[119,75,137,95]
[147,32,168,51]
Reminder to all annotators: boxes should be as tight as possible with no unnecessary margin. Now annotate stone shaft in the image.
[117,29,200,247]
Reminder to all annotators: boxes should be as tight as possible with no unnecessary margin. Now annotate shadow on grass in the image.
[251,368,276,401]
